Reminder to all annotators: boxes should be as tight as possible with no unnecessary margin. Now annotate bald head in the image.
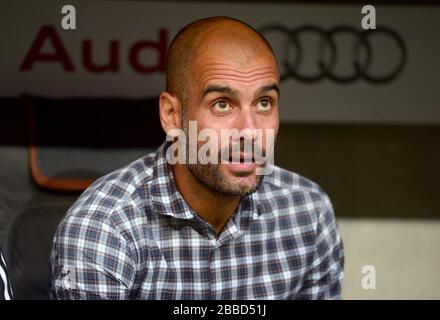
[165,16,278,105]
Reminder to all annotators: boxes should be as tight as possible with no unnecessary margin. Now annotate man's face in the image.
[182,39,280,196]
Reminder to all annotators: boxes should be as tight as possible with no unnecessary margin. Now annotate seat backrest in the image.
[6,200,74,299]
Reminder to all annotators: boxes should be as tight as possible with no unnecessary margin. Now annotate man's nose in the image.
[233,106,259,141]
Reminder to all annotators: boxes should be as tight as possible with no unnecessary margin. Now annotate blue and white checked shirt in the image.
[49,141,344,300]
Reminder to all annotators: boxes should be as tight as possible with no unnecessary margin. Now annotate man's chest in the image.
[134,220,316,299]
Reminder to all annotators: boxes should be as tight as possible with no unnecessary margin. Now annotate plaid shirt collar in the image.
[149,141,263,223]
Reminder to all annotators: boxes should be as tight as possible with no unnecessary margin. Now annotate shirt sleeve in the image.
[296,191,345,299]
[0,247,13,300]
[49,212,136,300]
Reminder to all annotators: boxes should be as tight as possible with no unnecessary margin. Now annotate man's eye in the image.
[213,100,231,113]
[256,99,272,111]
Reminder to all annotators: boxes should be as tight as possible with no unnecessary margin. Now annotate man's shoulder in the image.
[258,165,335,230]
[61,152,156,226]
[260,164,329,203]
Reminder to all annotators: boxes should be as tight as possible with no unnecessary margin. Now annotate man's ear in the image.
[159,91,183,135]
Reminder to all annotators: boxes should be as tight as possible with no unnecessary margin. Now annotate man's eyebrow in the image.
[202,85,237,98]
[256,83,280,97]
[201,83,280,99]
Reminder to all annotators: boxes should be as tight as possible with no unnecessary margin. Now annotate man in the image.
[1,246,13,300]
[50,16,344,299]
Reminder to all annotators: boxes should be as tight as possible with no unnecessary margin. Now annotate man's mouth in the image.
[223,153,257,174]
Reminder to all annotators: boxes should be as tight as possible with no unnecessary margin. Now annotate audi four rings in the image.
[260,25,407,84]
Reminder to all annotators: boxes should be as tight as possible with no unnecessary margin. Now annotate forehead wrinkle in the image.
[199,64,275,74]
[200,70,278,81]
[197,66,278,84]
[200,72,278,86]
[198,66,277,78]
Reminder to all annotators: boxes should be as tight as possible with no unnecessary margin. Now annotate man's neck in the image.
[172,163,240,235]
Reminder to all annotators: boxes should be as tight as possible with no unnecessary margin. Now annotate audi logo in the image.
[260,25,407,84]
